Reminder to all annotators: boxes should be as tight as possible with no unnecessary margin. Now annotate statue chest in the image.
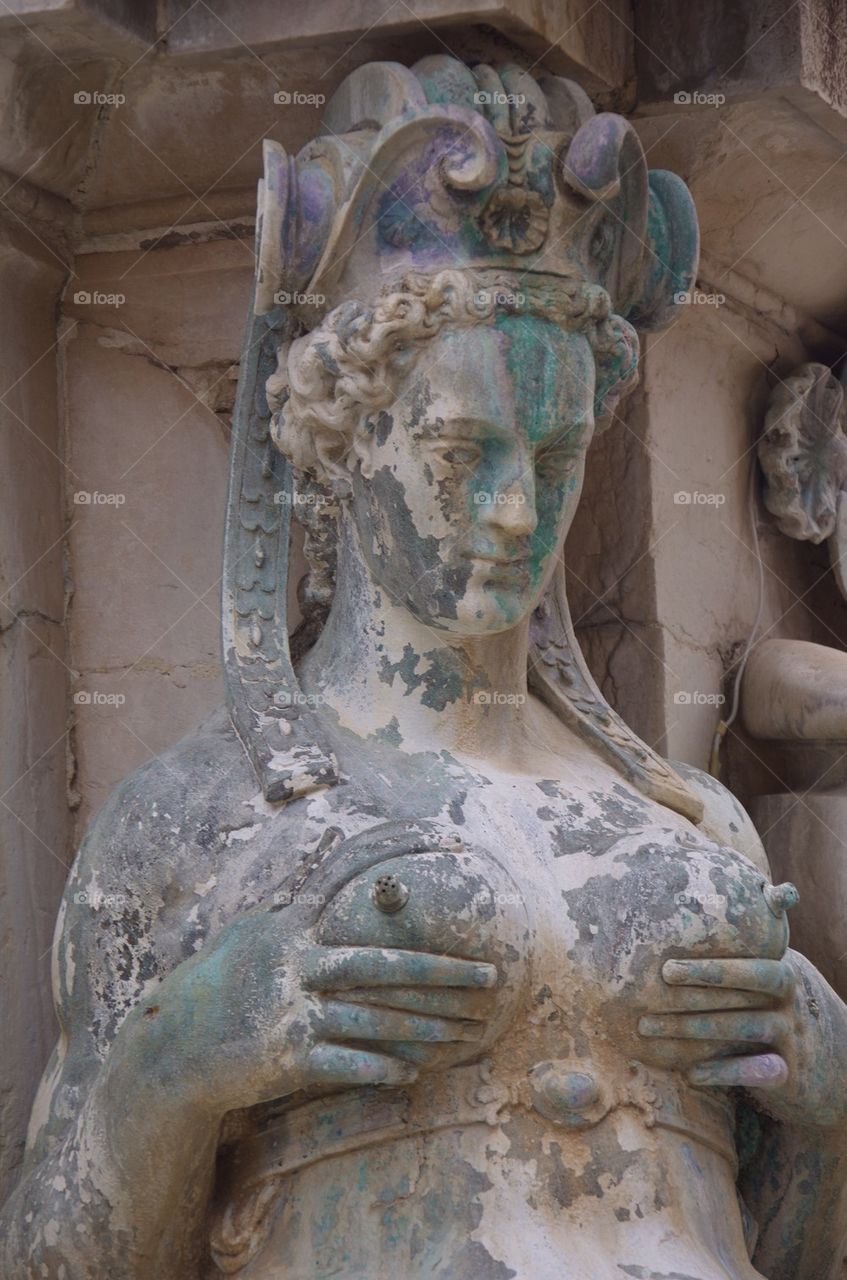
[307,792,787,1072]
[203,764,786,1057]
[208,796,774,1280]
[206,778,776,1279]
[183,766,776,1117]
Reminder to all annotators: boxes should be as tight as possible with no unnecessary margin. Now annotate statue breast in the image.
[314,834,531,1063]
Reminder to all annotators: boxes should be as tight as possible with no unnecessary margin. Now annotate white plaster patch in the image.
[245,789,280,817]
[64,940,76,997]
[192,874,218,897]
[224,823,261,846]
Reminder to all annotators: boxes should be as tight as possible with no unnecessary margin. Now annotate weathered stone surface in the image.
[162,0,634,92]
[634,95,847,335]
[0,0,157,48]
[566,376,668,752]
[0,0,633,252]
[0,0,632,95]
[636,0,847,118]
[738,362,847,1010]
[4,53,847,1280]
[570,282,826,773]
[751,790,847,999]
[62,265,235,828]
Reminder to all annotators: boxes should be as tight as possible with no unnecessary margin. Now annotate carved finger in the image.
[333,986,492,1018]
[639,1010,784,1043]
[368,1041,445,1065]
[318,998,484,1043]
[307,1043,419,1086]
[688,1052,789,1089]
[662,958,794,999]
[661,987,770,1012]
[304,947,497,991]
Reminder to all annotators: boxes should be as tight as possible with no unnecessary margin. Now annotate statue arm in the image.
[0,792,223,1279]
[0,770,499,1278]
[0,1012,221,1279]
[741,1104,847,1280]
[665,766,847,1274]
[741,950,847,1280]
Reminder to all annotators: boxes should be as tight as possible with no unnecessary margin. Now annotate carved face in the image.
[349,315,595,634]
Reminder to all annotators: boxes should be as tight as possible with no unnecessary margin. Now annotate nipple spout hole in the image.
[763,881,799,918]
[372,873,410,914]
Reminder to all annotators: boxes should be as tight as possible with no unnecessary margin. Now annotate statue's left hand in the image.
[637,949,847,1130]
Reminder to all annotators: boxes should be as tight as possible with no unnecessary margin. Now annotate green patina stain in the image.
[373,715,403,746]
[506,318,592,601]
[378,643,486,711]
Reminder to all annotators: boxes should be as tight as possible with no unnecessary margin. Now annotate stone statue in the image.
[3,56,847,1280]
[744,361,847,1003]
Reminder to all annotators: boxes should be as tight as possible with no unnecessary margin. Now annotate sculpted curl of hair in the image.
[268,269,639,480]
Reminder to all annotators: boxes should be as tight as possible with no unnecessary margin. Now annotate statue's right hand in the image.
[140,911,499,1115]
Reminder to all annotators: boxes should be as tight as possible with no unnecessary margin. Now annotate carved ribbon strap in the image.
[221,297,337,802]
[529,565,703,823]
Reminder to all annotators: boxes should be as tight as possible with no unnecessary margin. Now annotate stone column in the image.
[0,222,69,1202]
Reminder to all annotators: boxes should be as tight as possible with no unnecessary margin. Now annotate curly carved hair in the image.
[268,269,639,480]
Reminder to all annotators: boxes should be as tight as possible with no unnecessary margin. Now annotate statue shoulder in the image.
[72,704,255,883]
[28,707,318,1157]
[670,760,771,879]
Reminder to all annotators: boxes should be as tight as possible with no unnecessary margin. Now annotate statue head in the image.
[222,55,703,820]
[269,269,638,634]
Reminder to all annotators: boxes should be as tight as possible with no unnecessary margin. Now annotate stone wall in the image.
[63,240,246,831]
[62,236,310,832]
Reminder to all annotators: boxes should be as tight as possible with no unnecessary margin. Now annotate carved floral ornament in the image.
[222,55,701,818]
[758,361,847,597]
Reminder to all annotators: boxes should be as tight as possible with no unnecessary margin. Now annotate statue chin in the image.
[413,587,545,636]
[357,552,555,637]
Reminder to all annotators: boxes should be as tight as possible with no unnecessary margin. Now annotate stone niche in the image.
[3,0,847,1217]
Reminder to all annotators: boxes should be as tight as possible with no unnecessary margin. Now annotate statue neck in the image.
[297,516,536,765]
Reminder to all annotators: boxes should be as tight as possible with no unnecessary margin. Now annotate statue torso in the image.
[116,706,774,1280]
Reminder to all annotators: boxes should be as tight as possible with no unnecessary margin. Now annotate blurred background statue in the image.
[745,361,847,1003]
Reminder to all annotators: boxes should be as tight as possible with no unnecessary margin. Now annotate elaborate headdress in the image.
[222,56,703,821]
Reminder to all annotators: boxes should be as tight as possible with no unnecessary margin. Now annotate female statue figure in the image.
[3,56,846,1280]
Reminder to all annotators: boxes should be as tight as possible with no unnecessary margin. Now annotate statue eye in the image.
[536,447,571,478]
[434,443,483,467]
